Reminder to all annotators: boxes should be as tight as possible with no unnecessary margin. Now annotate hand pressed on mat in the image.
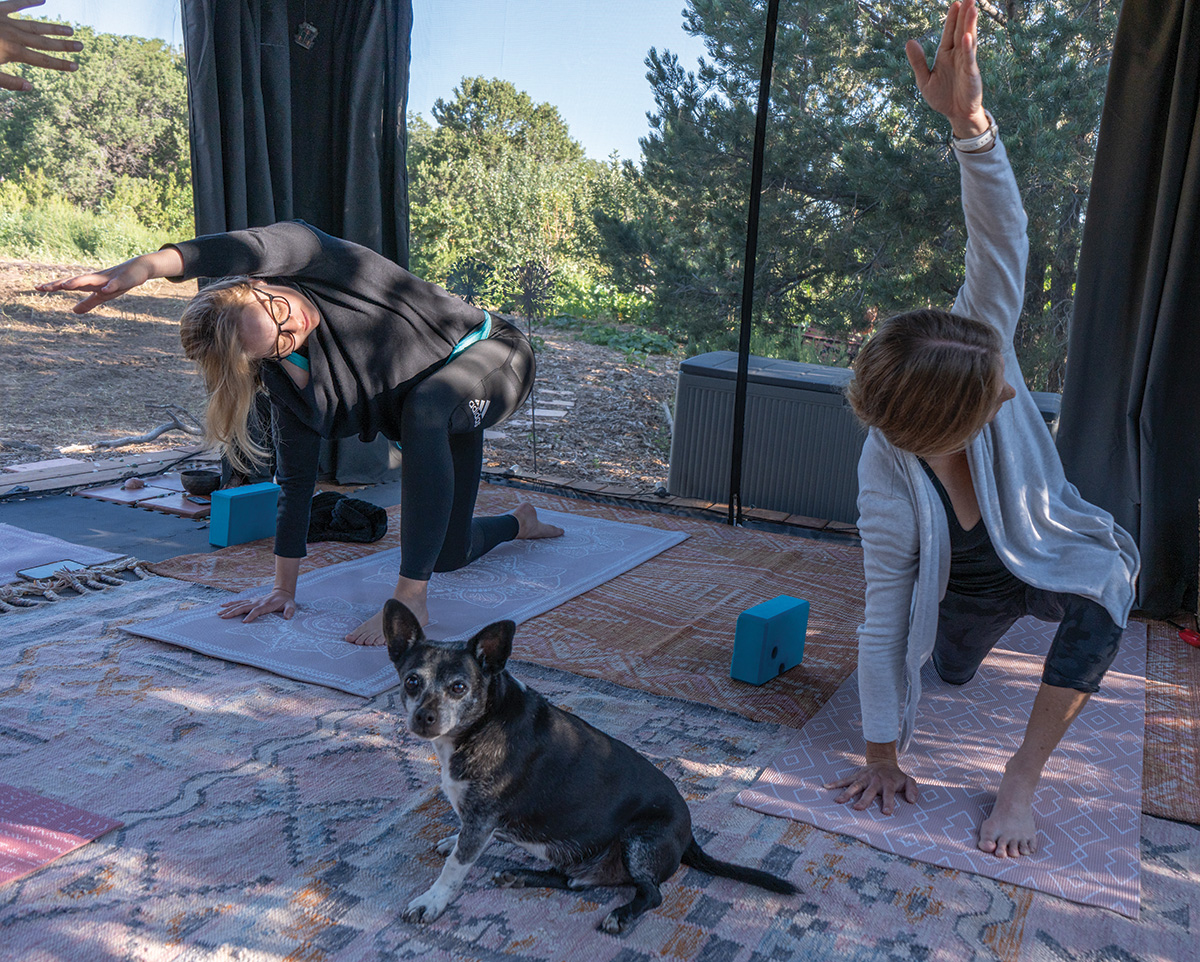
[219,586,296,623]
[825,742,921,816]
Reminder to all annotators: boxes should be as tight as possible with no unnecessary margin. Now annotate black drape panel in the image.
[1057,0,1200,616]
[181,0,413,482]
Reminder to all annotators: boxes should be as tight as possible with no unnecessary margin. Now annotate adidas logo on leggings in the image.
[468,399,490,427]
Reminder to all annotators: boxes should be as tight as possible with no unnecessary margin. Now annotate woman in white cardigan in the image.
[827,0,1139,858]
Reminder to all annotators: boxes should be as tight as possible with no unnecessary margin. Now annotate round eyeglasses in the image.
[252,288,297,360]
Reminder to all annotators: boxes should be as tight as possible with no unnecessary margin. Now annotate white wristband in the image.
[951,111,998,153]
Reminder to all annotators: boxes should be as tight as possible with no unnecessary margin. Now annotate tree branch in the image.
[976,0,1009,26]
[96,405,205,449]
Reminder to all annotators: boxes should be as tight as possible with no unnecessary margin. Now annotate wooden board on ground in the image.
[2,457,87,475]
[74,483,180,506]
[0,449,206,496]
[141,491,211,519]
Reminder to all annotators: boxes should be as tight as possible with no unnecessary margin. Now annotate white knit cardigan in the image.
[854,138,1141,750]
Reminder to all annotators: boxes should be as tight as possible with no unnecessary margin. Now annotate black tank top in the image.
[920,461,1022,597]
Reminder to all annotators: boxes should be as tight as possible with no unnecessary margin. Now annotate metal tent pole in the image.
[727,0,781,526]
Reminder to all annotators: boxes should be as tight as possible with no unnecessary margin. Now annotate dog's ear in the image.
[467,620,514,675]
[383,599,424,665]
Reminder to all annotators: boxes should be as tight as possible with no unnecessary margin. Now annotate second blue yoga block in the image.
[731,595,809,685]
[209,482,280,547]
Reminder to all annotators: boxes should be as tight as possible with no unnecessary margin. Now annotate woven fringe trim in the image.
[0,558,154,612]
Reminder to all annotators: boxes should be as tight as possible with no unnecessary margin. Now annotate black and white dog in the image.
[384,600,797,933]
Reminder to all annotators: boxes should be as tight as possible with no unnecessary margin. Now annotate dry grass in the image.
[0,260,207,466]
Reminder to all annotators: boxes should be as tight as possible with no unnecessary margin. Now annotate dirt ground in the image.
[0,259,679,491]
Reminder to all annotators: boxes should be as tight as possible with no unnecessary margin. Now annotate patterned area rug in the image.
[0,578,1194,961]
[738,618,1147,917]
[148,488,867,728]
[1143,620,1200,824]
[146,487,1199,827]
[128,510,686,696]
[0,522,122,586]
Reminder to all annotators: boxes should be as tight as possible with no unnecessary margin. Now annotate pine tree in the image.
[600,0,1116,388]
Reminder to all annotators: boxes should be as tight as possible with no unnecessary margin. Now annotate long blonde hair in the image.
[846,308,1005,457]
[179,277,270,473]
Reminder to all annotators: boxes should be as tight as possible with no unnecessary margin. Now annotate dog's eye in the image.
[449,680,468,696]
[404,675,421,695]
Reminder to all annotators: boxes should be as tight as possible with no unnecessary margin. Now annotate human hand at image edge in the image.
[904,0,989,140]
[0,0,83,91]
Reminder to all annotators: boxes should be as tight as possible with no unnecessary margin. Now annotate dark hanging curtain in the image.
[1057,0,1200,617]
[181,0,413,483]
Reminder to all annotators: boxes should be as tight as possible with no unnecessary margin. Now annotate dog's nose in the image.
[412,704,439,734]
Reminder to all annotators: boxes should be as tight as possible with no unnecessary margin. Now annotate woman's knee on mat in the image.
[432,529,476,573]
[931,648,977,686]
[1041,594,1123,694]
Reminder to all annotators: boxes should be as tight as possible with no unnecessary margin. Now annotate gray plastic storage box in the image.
[667,351,1063,526]
[667,351,864,524]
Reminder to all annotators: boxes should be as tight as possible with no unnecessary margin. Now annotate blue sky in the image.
[35,0,709,162]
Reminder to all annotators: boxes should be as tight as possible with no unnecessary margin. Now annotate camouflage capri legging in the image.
[932,586,1124,693]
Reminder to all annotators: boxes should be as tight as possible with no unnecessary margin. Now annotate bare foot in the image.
[346,607,389,646]
[512,503,564,540]
[346,593,429,645]
[978,764,1039,858]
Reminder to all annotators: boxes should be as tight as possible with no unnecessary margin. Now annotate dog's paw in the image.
[492,870,525,889]
[402,890,447,924]
[435,833,458,856]
[599,909,629,935]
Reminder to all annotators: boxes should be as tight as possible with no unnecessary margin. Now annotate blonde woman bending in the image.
[827,0,1139,858]
[41,223,563,642]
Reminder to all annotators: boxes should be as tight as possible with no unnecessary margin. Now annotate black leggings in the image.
[932,585,1123,693]
[397,322,534,582]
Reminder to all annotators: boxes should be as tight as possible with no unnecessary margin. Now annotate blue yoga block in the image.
[731,595,809,685]
[209,482,281,547]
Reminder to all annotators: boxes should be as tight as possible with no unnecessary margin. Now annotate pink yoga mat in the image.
[0,784,123,886]
[737,617,1146,918]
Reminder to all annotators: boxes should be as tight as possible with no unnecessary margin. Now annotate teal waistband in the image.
[283,312,490,376]
[448,311,492,362]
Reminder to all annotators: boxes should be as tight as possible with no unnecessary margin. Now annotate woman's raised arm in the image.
[908,0,1027,347]
[904,0,990,141]
[36,248,186,314]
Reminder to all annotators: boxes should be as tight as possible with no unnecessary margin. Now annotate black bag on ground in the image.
[307,491,388,544]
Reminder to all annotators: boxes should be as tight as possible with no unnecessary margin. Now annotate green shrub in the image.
[104,173,193,237]
[552,269,652,324]
[0,184,170,263]
[543,312,679,359]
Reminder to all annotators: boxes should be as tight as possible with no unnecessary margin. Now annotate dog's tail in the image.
[681,839,798,895]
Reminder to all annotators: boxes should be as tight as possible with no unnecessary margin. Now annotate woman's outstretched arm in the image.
[39,221,331,315]
[37,248,186,314]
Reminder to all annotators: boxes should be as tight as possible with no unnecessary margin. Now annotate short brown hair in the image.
[846,308,1005,456]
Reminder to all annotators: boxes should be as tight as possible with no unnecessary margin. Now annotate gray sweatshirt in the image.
[854,138,1141,750]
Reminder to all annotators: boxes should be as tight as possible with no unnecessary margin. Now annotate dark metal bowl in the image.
[180,469,221,497]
